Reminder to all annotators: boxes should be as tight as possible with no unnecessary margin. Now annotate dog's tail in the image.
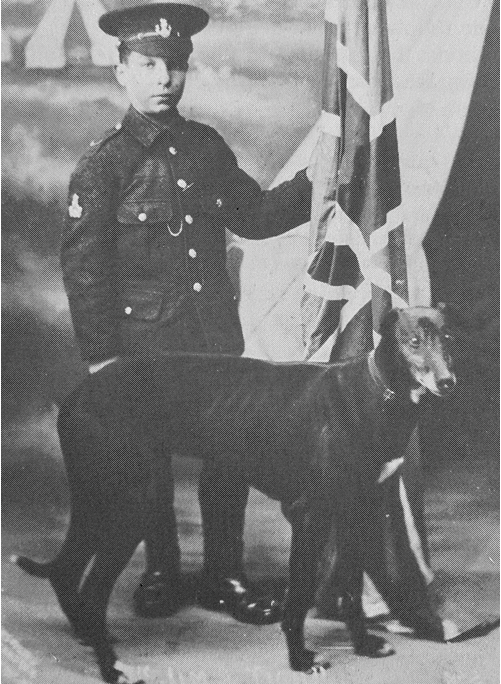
[11,555,53,578]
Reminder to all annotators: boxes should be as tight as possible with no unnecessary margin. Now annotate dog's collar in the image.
[368,350,395,402]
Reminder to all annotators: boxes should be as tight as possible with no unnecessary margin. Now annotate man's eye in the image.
[410,336,420,348]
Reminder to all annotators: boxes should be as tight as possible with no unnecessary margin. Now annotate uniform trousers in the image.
[124,304,249,581]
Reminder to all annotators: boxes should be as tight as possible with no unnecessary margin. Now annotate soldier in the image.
[61,2,312,625]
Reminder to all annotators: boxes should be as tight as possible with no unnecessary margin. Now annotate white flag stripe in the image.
[326,203,371,258]
[326,204,380,285]
[339,279,372,333]
[368,265,393,293]
[369,204,404,253]
[399,477,435,584]
[305,329,338,362]
[325,0,339,25]
[337,41,372,108]
[361,572,391,618]
[304,271,356,300]
[326,204,405,299]
[391,291,409,309]
[320,109,341,137]
[369,98,397,141]
[337,40,395,124]
[304,264,403,308]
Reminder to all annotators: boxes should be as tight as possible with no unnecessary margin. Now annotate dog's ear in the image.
[378,308,401,340]
[436,302,465,329]
[437,302,455,319]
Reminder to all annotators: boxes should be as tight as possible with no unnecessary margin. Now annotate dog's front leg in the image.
[334,509,395,659]
[281,500,330,674]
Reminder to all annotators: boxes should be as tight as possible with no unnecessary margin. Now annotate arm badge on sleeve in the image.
[69,194,83,218]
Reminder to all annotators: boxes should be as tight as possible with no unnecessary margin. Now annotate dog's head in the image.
[379,304,457,402]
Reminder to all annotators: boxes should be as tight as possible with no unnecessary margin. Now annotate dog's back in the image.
[68,352,359,502]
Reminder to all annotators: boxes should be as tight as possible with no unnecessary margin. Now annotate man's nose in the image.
[156,63,171,85]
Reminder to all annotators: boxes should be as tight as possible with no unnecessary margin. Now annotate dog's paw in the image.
[306,661,331,675]
[354,634,395,658]
[102,661,146,684]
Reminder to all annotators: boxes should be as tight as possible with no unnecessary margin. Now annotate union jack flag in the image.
[306,0,436,621]
[303,0,408,362]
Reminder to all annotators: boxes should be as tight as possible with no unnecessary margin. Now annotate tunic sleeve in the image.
[208,132,312,240]
[61,146,122,363]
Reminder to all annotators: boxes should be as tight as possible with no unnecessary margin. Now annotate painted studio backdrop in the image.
[2,1,499,683]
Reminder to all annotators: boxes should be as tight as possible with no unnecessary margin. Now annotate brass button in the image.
[193,282,202,292]
[125,306,132,315]
[216,198,223,207]
[185,214,193,225]
[138,212,147,222]
[177,179,187,189]
[115,122,122,130]
[169,146,177,155]
[188,248,197,258]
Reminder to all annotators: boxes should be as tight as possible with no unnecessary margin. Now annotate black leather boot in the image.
[197,574,282,625]
[133,571,185,618]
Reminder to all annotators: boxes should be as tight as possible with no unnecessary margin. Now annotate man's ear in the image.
[114,62,127,87]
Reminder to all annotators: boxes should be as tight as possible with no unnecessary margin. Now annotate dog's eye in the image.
[409,336,420,348]
[443,333,454,343]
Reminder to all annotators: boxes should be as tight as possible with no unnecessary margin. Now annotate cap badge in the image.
[68,194,83,218]
[155,18,172,38]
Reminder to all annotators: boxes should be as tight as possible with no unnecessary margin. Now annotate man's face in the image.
[115,51,188,116]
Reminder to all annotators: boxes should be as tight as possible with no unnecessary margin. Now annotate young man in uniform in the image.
[61,2,312,625]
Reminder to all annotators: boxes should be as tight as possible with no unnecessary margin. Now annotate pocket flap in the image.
[121,290,163,321]
[117,201,173,224]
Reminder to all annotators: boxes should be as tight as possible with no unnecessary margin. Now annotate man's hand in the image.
[88,357,119,374]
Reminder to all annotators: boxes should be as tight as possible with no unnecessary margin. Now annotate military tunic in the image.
[62,106,312,363]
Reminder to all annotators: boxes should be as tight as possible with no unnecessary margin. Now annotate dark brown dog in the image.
[15,305,456,683]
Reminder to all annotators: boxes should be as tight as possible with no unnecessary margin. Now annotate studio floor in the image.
[2,446,499,684]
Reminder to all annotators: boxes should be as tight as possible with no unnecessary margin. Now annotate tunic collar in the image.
[121,105,185,147]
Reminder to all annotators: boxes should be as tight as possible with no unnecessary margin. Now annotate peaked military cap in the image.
[99,3,209,59]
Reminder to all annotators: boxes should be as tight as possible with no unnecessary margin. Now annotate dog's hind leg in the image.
[76,515,145,684]
[281,500,331,674]
[32,388,109,628]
